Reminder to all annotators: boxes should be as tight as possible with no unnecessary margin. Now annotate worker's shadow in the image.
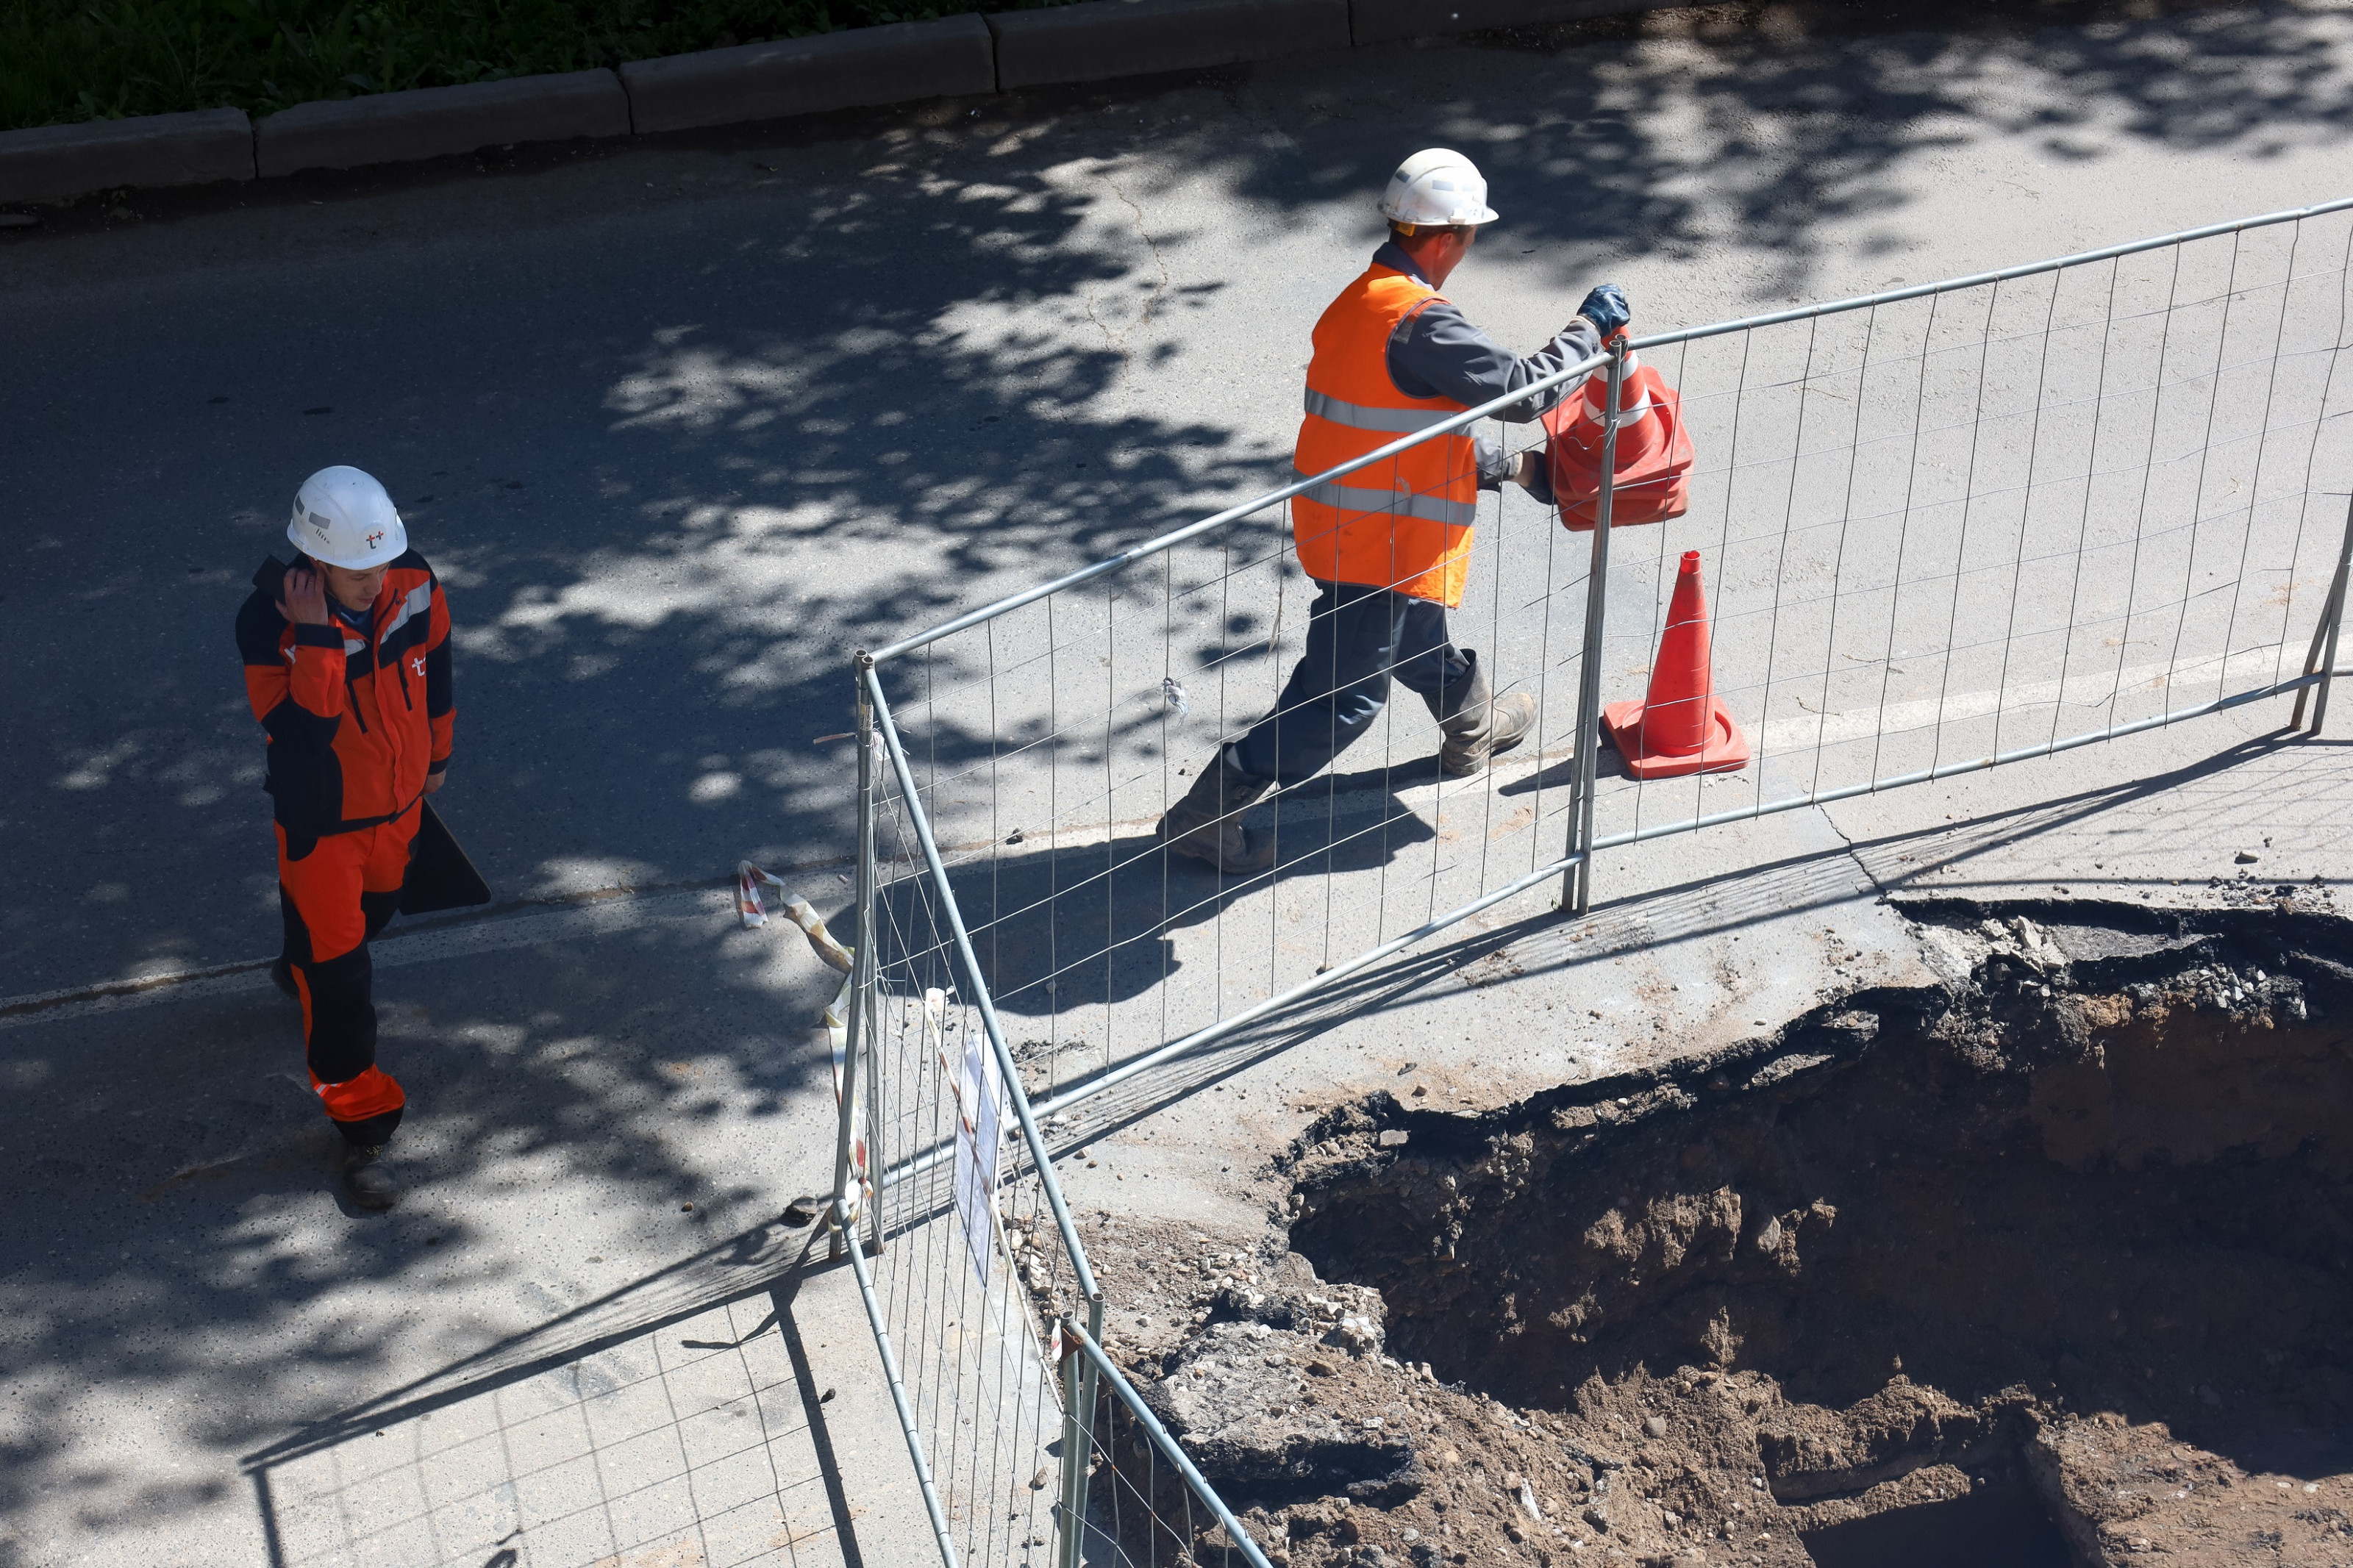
[874,773,1440,1016]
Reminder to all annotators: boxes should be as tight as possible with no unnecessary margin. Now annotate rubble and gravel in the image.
[1051,901,2353,1567]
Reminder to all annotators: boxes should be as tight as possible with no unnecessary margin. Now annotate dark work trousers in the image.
[1231,579,1471,786]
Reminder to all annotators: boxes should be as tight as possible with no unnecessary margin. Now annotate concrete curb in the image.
[0,0,1696,206]
[0,108,253,206]
[1349,0,1675,46]
[254,69,629,178]
[989,0,1350,91]
[621,17,995,135]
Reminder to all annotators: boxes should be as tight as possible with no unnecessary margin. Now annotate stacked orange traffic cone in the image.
[1602,551,1750,778]
[1543,337,1696,531]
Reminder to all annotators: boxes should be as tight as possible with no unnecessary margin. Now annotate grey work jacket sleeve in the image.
[1375,243,1606,444]
[1390,299,1604,425]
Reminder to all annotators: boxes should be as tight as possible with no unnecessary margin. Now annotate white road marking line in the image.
[1752,648,2285,754]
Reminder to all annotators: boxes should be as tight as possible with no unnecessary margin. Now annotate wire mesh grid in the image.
[861,203,2353,1131]
[249,1291,850,1568]
[854,750,1072,1568]
[1584,209,2353,858]
[838,199,2353,1568]
[847,692,1281,1568]
[865,470,1598,1130]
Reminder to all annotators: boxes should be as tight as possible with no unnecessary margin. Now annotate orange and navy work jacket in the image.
[236,553,454,837]
[1291,265,1484,607]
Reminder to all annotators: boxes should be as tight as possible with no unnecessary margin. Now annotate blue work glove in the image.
[1577,284,1630,339]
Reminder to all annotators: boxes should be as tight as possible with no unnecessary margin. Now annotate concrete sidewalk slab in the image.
[245,1245,907,1568]
[0,896,915,1564]
[1820,701,2353,911]
[988,0,1350,90]
[0,108,252,205]
[621,17,996,136]
[254,71,629,177]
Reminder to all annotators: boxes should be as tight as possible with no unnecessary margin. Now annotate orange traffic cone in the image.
[1601,551,1750,778]
[1544,337,1696,531]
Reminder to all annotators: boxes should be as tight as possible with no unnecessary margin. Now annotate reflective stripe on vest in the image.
[1291,265,1482,606]
[1301,387,1461,435]
[1291,470,1481,529]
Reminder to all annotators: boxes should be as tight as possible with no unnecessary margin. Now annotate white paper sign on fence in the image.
[954,1033,1004,1290]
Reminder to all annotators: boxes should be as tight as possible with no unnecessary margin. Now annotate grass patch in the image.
[1,0,1062,132]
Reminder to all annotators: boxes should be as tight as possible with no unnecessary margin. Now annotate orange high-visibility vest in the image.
[1291,265,1481,606]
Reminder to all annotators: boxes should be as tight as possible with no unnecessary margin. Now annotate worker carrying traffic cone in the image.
[1511,334,1695,531]
[1156,148,1632,874]
[1601,551,1750,778]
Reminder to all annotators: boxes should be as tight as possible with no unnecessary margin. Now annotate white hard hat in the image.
[288,465,407,570]
[1377,148,1499,229]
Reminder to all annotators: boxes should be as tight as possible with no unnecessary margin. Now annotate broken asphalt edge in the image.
[1279,896,2353,1169]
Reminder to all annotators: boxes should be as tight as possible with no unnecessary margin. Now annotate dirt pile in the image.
[1111,905,2353,1567]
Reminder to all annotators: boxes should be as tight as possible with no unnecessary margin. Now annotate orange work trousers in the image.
[278,808,418,1148]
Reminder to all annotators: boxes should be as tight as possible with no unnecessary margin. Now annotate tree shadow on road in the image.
[6,0,2351,1552]
[11,0,2347,998]
[0,907,849,1567]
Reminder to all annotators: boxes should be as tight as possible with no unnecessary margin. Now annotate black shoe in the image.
[342,1144,399,1211]
[269,957,299,1000]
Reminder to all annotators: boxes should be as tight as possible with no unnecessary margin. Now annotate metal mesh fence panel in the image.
[240,1222,845,1568]
[835,198,2353,1568]
[1580,205,2353,876]
[838,667,1277,1568]
[842,703,1082,1568]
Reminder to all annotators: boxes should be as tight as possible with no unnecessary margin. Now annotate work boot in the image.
[1425,651,1538,778]
[1157,749,1278,874]
[341,1144,399,1211]
[269,956,298,1001]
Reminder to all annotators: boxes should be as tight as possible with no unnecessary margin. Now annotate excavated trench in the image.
[1129,906,2353,1567]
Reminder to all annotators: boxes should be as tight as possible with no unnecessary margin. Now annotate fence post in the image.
[1057,1292,1104,1567]
[2291,495,2353,734]
[1056,1324,1083,1568]
[1065,1323,1278,1568]
[831,652,879,1261]
[1563,341,1627,914]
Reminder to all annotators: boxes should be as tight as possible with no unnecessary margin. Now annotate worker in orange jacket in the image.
[1160,149,1630,873]
[235,466,453,1210]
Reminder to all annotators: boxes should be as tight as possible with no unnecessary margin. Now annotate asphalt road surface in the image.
[3,1,2349,1564]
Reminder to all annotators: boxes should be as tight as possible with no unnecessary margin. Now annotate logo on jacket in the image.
[410,654,426,677]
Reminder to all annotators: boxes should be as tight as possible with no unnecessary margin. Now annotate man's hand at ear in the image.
[277,565,331,627]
